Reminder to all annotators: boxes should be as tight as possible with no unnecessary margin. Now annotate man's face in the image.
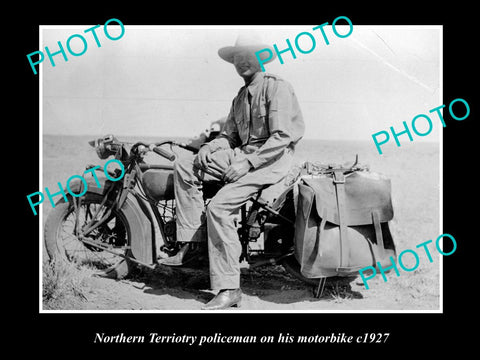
[233,51,262,80]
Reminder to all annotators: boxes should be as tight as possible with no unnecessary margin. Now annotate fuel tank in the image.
[141,168,175,201]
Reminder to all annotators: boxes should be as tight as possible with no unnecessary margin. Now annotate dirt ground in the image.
[44,259,439,312]
[41,135,441,312]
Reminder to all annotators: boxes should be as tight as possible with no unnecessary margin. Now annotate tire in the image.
[44,192,132,279]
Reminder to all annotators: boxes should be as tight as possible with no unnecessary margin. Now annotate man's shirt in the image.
[207,72,305,169]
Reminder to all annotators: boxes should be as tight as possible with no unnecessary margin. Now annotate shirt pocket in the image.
[251,101,270,139]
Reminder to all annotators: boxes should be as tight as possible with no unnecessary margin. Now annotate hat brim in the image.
[218,45,277,64]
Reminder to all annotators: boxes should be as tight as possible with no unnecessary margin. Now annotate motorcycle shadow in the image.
[132,265,213,304]
[239,266,364,304]
[130,263,363,306]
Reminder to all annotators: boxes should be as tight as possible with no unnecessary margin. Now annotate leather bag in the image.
[294,164,397,278]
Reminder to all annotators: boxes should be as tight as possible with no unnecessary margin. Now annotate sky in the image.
[40,24,441,141]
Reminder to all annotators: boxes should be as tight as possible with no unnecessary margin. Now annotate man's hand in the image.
[197,145,212,169]
[223,158,252,183]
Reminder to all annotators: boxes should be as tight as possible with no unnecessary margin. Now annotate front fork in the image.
[72,163,122,238]
[70,165,129,250]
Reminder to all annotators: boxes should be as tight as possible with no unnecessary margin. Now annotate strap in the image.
[306,208,327,276]
[292,181,299,216]
[372,210,386,259]
[333,170,349,268]
[336,265,368,274]
[316,208,328,241]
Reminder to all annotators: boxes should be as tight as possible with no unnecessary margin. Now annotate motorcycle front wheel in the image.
[44,192,132,279]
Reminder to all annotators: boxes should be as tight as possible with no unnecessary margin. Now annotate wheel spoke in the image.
[54,199,129,270]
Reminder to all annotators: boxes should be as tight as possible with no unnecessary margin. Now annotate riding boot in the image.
[201,289,242,310]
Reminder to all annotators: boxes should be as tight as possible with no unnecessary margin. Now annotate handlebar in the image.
[173,142,199,154]
[150,145,176,162]
[132,139,201,162]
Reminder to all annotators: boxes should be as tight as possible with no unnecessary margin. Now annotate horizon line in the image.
[42,133,440,143]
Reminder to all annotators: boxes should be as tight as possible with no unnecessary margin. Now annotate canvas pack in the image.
[293,161,397,279]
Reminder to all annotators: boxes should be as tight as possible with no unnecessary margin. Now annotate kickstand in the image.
[314,277,327,298]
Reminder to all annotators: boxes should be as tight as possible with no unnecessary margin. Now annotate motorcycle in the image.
[44,133,331,296]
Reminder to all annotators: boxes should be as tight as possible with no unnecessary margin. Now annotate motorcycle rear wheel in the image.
[44,192,132,279]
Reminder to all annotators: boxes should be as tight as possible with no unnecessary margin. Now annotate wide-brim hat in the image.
[218,33,277,64]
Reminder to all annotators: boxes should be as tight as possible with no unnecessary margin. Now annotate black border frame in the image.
[15,2,476,354]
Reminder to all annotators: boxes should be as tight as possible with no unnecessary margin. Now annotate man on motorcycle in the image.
[160,34,305,310]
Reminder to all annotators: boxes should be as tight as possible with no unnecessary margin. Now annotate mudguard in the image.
[121,193,155,264]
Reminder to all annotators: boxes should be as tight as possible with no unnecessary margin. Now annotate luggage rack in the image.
[304,154,369,176]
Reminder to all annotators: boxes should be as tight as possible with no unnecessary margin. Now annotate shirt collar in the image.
[245,72,265,96]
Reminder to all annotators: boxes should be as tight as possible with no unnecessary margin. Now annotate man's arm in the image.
[197,101,241,170]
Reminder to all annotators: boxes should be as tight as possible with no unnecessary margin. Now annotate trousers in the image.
[174,147,293,290]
